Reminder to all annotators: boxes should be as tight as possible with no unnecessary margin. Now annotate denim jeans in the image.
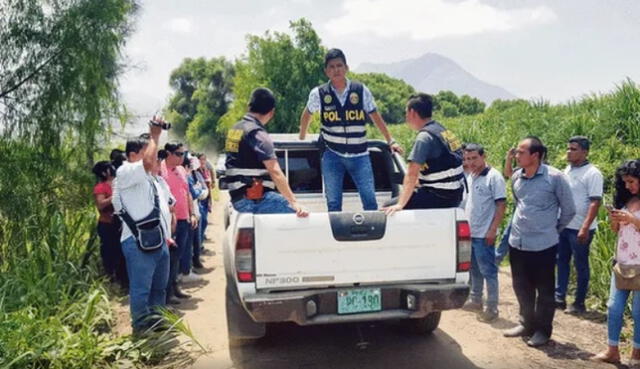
[180,224,195,275]
[169,220,189,296]
[199,202,208,245]
[555,228,595,306]
[495,221,511,264]
[121,236,169,331]
[321,150,378,212]
[232,191,295,214]
[607,273,640,348]
[470,238,499,311]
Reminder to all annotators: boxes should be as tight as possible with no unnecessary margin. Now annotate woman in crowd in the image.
[92,161,128,289]
[595,159,640,365]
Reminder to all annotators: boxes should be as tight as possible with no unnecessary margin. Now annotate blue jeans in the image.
[121,236,169,331]
[232,191,295,214]
[321,150,378,212]
[180,224,195,275]
[169,220,189,295]
[555,228,595,306]
[199,202,208,245]
[470,238,499,311]
[607,273,640,348]
[495,221,511,264]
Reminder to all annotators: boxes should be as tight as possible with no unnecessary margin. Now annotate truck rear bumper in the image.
[243,283,470,325]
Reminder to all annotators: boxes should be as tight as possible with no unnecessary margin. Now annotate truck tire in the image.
[225,283,266,345]
[404,311,441,335]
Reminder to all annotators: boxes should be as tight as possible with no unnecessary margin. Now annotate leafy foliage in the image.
[165,57,235,149]
[433,90,485,117]
[218,18,326,135]
[348,72,416,124]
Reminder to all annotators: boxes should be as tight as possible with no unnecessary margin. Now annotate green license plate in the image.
[337,288,382,315]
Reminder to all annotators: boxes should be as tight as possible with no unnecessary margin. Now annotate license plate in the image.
[337,288,382,315]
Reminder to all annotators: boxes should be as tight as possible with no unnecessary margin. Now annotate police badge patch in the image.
[323,94,332,104]
[349,92,359,105]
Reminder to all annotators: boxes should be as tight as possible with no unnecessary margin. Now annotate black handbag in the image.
[118,179,165,252]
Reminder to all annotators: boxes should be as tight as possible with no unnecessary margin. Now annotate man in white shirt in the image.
[555,136,603,314]
[112,120,171,334]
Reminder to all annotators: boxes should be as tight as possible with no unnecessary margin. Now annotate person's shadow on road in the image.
[229,322,482,369]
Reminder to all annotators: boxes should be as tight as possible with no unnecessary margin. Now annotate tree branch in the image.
[0,50,63,99]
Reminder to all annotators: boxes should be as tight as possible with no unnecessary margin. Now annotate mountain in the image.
[357,53,516,105]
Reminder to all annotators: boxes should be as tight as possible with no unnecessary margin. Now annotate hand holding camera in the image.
[149,115,171,130]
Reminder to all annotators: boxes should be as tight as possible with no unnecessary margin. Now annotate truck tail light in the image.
[456,221,471,272]
[235,228,255,282]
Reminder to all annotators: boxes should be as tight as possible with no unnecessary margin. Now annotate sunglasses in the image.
[173,151,185,157]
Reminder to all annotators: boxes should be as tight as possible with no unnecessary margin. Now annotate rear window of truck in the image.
[276,148,392,194]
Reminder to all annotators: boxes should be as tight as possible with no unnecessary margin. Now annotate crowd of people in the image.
[89,46,640,365]
[91,124,215,335]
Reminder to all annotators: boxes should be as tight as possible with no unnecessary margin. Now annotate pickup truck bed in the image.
[222,135,470,341]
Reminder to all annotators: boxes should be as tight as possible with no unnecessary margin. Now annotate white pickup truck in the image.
[222,134,471,342]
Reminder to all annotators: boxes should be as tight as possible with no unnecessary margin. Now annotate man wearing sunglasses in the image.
[162,142,196,304]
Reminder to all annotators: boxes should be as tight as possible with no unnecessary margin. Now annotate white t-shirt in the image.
[112,160,173,242]
[564,162,603,231]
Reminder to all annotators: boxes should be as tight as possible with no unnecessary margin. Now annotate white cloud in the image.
[325,0,557,40]
[166,17,193,34]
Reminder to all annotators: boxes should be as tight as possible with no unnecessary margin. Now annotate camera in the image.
[149,118,171,130]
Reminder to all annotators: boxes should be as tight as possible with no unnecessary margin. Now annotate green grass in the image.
[0,142,203,368]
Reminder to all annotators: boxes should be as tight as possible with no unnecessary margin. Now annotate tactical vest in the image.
[221,115,276,198]
[319,81,368,155]
[417,120,465,197]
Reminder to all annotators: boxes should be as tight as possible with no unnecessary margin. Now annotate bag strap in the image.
[117,176,161,237]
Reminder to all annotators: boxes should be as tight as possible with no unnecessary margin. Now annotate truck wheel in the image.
[225,284,266,345]
[404,311,441,335]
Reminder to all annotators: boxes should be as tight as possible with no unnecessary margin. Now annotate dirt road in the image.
[175,194,615,369]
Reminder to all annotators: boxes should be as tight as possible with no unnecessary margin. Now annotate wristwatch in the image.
[388,139,397,146]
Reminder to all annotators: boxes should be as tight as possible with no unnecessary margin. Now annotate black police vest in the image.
[319,81,368,155]
[221,115,276,198]
[417,120,465,197]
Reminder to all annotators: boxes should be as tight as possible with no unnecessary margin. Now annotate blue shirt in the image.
[508,164,576,251]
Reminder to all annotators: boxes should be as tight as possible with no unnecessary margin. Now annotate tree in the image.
[433,90,485,116]
[349,72,416,124]
[219,18,326,135]
[165,57,234,148]
[0,0,136,158]
[458,94,485,115]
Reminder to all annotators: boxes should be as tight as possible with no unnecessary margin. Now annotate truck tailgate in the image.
[254,209,458,291]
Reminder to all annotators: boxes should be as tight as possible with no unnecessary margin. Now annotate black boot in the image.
[174,285,191,299]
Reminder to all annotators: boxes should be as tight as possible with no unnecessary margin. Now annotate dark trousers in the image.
[510,245,557,337]
[167,220,190,298]
[97,222,128,289]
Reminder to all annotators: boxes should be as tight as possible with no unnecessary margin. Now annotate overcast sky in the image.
[120,0,640,124]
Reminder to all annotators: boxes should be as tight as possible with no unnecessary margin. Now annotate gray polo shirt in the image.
[509,164,576,251]
[564,162,603,231]
[466,166,507,238]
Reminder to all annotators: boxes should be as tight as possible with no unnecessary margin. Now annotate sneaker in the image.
[554,300,567,310]
[503,324,532,338]
[477,308,499,323]
[463,300,483,312]
[180,272,203,283]
[565,304,586,315]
